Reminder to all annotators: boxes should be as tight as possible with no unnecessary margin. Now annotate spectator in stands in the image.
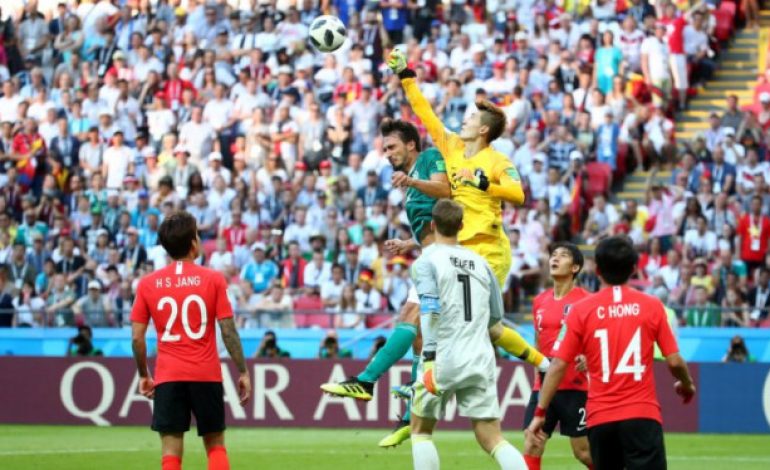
[281,241,307,294]
[303,250,331,293]
[256,284,294,329]
[748,268,770,326]
[240,242,278,295]
[736,196,770,276]
[321,263,345,312]
[354,268,380,318]
[0,266,14,327]
[647,184,675,252]
[45,273,75,326]
[685,286,720,327]
[72,280,113,327]
[335,283,361,329]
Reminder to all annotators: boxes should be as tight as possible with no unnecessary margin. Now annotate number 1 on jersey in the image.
[594,327,645,383]
[457,274,472,322]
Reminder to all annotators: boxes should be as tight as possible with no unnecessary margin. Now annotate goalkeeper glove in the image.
[456,168,490,191]
[387,49,416,80]
[387,49,407,74]
[422,352,440,396]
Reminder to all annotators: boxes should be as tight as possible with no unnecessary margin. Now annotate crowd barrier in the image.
[0,358,767,433]
[2,326,770,362]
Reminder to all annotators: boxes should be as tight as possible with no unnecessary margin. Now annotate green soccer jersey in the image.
[405,148,446,242]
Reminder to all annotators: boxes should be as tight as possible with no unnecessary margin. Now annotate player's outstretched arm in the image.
[665,352,696,404]
[131,321,155,398]
[218,317,252,405]
[388,50,455,157]
[487,166,526,206]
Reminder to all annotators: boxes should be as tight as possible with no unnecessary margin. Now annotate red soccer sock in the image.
[523,454,542,470]
[161,455,181,470]
[587,465,594,469]
[207,445,229,470]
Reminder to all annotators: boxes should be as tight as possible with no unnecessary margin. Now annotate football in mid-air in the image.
[309,15,347,53]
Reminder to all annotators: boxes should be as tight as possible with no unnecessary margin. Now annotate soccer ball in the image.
[309,15,347,53]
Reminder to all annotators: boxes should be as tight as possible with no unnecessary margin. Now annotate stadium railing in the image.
[4,306,770,329]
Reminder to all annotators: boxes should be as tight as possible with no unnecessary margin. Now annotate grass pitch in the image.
[0,425,768,469]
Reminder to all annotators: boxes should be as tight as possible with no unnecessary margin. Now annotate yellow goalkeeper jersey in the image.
[401,77,525,243]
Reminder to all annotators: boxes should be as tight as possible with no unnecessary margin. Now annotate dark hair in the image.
[432,199,463,237]
[476,99,506,142]
[550,242,584,278]
[595,236,638,285]
[158,211,198,260]
[380,119,421,152]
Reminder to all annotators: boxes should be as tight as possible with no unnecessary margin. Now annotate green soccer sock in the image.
[402,356,419,423]
[358,322,417,384]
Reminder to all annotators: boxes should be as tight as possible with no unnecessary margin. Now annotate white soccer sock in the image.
[490,441,527,470]
[411,434,440,470]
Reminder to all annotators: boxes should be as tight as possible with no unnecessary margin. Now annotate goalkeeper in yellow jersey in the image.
[388,48,539,365]
[391,49,526,285]
[320,51,548,448]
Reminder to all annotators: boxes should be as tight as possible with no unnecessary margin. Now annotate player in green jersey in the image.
[321,119,546,448]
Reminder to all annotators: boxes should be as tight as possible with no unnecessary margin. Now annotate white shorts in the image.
[411,363,500,421]
[407,285,419,305]
[669,54,688,90]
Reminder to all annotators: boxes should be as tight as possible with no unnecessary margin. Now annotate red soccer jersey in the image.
[533,287,590,391]
[736,214,770,263]
[130,261,233,385]
[662,16,686,54]
[554,285,679,427]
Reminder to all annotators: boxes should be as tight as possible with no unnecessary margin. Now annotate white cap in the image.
[209,151,223,161]
[514,31,529,41]
[173,144,188,154]
[179,67,193,81]
[760,92,770,103]
[141,146,157,158]
[251,242,267,251]
[277,64,294,75]
[569,150,584,161]
[88,280,101,290]
[470,44,486,54]
[724,127,736,136]
[533,154,545,163]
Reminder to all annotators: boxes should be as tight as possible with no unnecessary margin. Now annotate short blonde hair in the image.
[476,99,507,143]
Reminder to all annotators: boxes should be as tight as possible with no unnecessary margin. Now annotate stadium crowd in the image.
[0,0,768,333]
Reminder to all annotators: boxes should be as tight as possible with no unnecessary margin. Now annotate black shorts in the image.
[523,390,588,437]
[152,381,225,436]
[588,418,666,470]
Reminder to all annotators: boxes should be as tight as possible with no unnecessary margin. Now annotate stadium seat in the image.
[713,10,735,42]
[202,239,218,262]
[720,1,737,18]
[614,142,630,182]
[584,162,612,200]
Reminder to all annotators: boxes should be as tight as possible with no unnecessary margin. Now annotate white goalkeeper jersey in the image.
[411,243,502,391]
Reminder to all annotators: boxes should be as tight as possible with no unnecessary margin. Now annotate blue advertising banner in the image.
[698,363,770,433]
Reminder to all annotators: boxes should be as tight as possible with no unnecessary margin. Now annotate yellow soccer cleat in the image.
[378,420,411,448]
[320,377,374,401]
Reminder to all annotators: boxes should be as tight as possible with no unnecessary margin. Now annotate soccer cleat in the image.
[320,377,374,401]
[391,382,413,401]
[378,419,411,448]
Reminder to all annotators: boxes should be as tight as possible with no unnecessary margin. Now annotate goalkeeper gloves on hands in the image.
[387,49,407,74]
[455,168,490,191]
[422,353,440,396]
